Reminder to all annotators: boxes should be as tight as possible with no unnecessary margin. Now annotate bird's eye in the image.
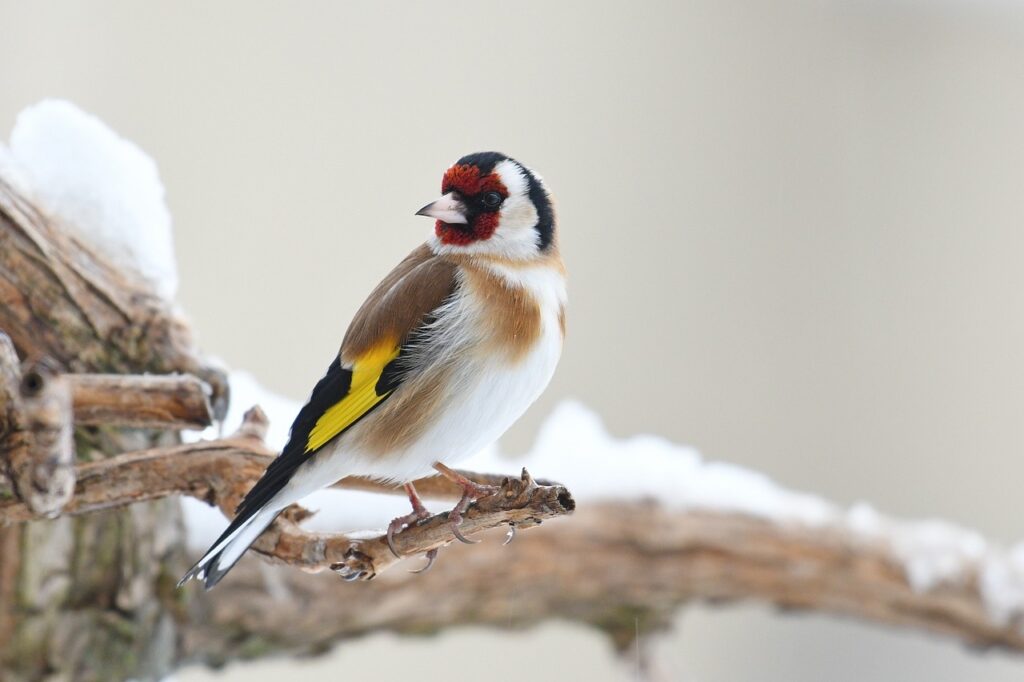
[481,191,503,209]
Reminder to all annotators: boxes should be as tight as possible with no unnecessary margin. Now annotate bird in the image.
[179,151,565,589]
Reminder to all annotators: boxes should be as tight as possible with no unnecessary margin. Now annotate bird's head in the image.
[417,152,555,260]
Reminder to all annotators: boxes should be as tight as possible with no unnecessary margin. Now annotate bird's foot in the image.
[387,467,500,573]
[387,483,431,559]
[434,462,499,545]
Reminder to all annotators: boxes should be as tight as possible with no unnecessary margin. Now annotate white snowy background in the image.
[4,3,1024,680]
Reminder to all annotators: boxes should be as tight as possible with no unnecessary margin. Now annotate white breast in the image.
[368,261,566,481]
[284,261,566,497]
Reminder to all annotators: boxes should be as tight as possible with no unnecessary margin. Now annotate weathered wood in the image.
[0,175,226,682]
[0,178,227,416]
[0,333,74,517]
[2,401,1022,659]
[180,503,1024,667]
[68,373,213,430]
[328,468,573,580]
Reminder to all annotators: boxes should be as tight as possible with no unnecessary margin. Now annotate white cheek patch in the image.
[486,160,541,257]
[494,159,527,196]
[501,190,538,224]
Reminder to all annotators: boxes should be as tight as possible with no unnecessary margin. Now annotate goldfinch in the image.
[181,152,565,588]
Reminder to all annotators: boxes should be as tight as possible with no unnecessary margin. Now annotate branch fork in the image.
[0,330,216,517]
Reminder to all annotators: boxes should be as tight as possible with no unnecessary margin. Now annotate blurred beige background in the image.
[3,1,1024,680]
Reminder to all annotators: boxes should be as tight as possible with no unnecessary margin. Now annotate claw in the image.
[410,548,438,574]
[331,565,364,581]
[432,463,499,548]
[386,522,402,559]
[503,523,516,546]
[447,502,479,545]
[451,522,479,545]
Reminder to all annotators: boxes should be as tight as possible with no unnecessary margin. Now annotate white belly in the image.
[374,316,563,481]
[282,261,565,501]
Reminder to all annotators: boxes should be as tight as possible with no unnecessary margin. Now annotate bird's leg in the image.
[433,462,499,545]
[386,482,432,559]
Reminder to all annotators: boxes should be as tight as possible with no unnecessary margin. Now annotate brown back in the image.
[340,244,458,364]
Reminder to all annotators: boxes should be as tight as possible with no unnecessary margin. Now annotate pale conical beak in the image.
[415,192,468,224]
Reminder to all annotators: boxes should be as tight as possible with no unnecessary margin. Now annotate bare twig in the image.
[68,373,214,429]
[0,355,213,510]
[0,426,270,523]
[281,467,573,580]
[260,464,570,579]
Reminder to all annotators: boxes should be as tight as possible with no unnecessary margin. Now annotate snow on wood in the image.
[1,99,178,298]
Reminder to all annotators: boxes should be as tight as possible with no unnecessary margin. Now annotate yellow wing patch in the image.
[305,343,400,453]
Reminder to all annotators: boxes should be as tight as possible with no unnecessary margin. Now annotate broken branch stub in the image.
[68,373,214,430]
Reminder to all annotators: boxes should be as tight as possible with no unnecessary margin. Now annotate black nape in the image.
[520,164,555,251]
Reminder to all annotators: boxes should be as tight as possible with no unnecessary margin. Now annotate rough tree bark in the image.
[0,178,227,682]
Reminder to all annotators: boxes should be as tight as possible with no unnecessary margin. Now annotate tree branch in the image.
[182,503,1024,667]
[2,396,1022,657]
[284,467,573,580]
[0,406,436,521]
[0,336,214,513]
[0,407,576,580]
[68,373,214,429]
